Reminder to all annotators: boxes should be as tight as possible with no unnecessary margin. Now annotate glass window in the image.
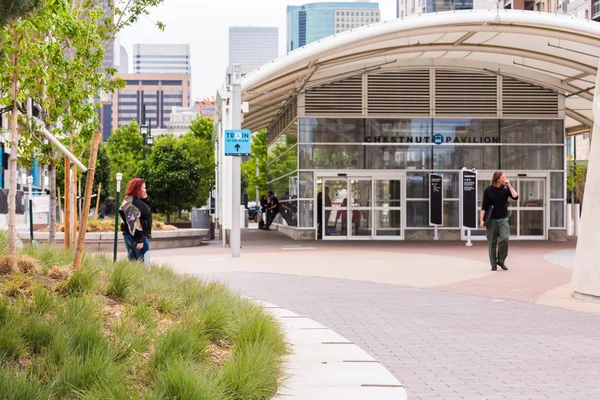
[299,118,364,143]
[299,144,364,169]
[500,119,563,144]
[299,200,314,228]
[442,172,459,199]
[366,119,432,143]
[433,119,499,143]
[433,146,499,170]
[366,146,431,170]
[407,173,428,199]
[299,171,313,198]
[501,146,563,170]
[407,201,429,227]
[550,172,564,199]
[279,200,298,227]
[444,200,460,227]
[268,146,298,182]
[550,201,564,228]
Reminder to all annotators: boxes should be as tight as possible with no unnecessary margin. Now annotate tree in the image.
[189,115,213,142]
[241,129,268,202]
[142,135,201,223]
[567,156,588,206]
[0,0,39,25]
[179,132,214,208]
[105,121,144,189]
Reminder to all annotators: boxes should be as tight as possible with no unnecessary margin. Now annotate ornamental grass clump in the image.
[0,230,288,399]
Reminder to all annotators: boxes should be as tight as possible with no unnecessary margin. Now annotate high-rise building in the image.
[118,45,129,74]
[112,73,191,130]
[133,44,191,75]
[287,2,380,52]
[229,27,279,66]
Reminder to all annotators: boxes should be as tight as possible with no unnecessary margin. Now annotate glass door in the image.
[374,179,403,238]
[349,179,372,238]
[519,178,545,238]
[322,178,348,239]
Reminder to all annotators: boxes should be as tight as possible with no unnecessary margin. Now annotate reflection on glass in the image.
[407,173,429,199]
[299,200,314,228]
[366,119,432,142]
[433,119,499,143]
[278,200,298,227]
[374,209,401,236]
[520,180,544,208]
[299,172,313,198]
[509,210,518,236]
[500,119,563,144]
[268,146,298,181]
[520,210,544,236]
[349,209,371,237]
[375,180,402,207]
[324,179,347,237]
[501,146,563,170]
[367,146,431,170]
[433,146,499,170]
[350,180,371,207]
[443,173,459,199]
[299,118,365,143]
[550,173,564,199]
[550,201,564,228]
[299,145,363,169]
[443,201,459,227]
[407,201,429,227]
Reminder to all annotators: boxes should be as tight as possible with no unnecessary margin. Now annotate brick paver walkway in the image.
[197,271,600,400]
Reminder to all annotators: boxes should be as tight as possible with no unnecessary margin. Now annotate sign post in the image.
[461,168,478,247]
[226,64,250,258]
[429,173,443,240]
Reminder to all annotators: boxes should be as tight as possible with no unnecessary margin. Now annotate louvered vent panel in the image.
[367,70,430,115]
[268,97,297,143]
[502,77,558,117]
[305,76,362,115]
[435,70,497,116]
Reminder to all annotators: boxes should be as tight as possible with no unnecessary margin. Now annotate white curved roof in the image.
[241,9,600,132]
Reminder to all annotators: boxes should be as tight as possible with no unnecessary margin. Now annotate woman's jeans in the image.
[123,235,149,262]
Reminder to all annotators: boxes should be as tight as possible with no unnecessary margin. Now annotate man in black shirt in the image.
[264,191,279,231]
[480,171,519,271]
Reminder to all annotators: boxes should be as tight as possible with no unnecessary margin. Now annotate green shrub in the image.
[0,369,47,400]
[67,263,100,295]
[151,323,208,372]
[21,315,55,355]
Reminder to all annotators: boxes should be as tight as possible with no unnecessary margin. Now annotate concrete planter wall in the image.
[18,229,208,252]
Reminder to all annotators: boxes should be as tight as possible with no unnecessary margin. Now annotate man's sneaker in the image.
[498,263,508,271]
[491,266,497,271]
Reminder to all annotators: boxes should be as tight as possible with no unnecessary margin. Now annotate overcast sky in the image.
[119,0,397,101]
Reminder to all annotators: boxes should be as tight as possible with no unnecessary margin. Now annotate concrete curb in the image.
[245,298,408,400]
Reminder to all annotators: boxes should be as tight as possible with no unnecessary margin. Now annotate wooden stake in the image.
[57,186,63,225]
[94,182,102,220]
[64,157,70,249]
[74,131,101,270]
[72,164,77,249]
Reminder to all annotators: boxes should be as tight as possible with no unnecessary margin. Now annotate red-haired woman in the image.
[119,178,152,262]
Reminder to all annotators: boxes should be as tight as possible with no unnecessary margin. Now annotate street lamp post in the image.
[27,175,33,244]
[140,122,153,161]
[113,172,123,262]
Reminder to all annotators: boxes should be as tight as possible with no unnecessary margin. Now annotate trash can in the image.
[191,208,211,241]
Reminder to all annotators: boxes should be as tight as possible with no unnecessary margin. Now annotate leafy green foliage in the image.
[242,129,268,202]
[567,156,588,204]
[141,135,202,222]
[105,121,144,189]
[0,0,40,25]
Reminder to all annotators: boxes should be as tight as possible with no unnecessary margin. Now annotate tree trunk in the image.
[8,29,20,256]
[49,161,56,243]
[64,158,70,249]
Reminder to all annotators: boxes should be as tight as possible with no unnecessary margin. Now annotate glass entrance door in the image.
[374,179,403,238]
[349,179,372,238]
[518,178,545,238]
[322,179,347,239]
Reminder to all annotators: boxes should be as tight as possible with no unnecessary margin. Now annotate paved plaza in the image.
[152,229,600,400]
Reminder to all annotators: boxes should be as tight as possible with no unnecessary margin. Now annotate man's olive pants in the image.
[486,217,510,267]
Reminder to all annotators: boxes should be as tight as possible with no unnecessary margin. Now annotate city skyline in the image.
[119,0,397,100]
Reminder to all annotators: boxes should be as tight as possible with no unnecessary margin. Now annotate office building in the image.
[112,73,191,130]
[133,44,191,75]
[229,27,279,66]
[287,2,380,52]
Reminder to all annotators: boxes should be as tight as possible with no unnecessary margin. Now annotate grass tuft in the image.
[16,256,39,274]
[151,322,208,372]
[153,359,227,400]
[0,255,15,275]
[0,369,48,400]
[106,259,140,301]
[67,263,100,296]
[47,266,70,281]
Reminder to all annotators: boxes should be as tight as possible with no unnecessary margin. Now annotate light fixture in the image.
[147,135,154,146]
[140,125,149,136]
